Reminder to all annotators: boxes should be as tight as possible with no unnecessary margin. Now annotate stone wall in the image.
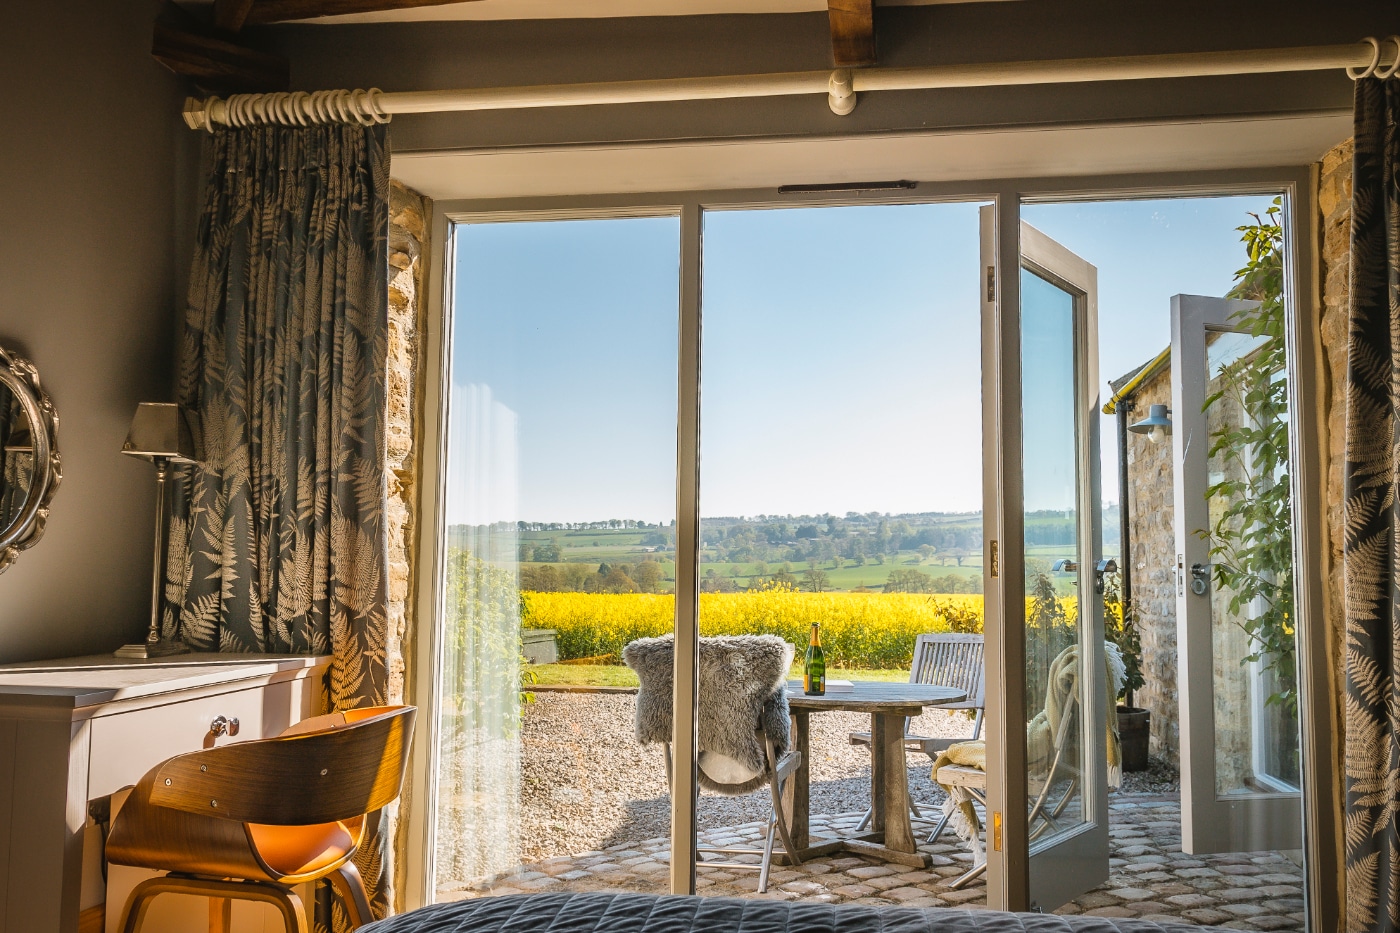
[1317,138,1351,908]
[1121,368,1179,765]
[386,180,431,913]
[386,181,431,707]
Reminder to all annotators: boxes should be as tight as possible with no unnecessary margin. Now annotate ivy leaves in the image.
[1200,197,1297,718]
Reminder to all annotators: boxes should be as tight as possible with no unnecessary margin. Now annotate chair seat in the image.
[248,821,357,878]
[936,764,987,789]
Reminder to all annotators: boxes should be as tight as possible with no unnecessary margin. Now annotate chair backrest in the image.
[910,633,984,710]
[148,705,415,826]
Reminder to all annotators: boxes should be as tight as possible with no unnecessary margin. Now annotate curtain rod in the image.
[183,36,1400,130]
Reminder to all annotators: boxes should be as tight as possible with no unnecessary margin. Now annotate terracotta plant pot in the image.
[1117,706,1151,772]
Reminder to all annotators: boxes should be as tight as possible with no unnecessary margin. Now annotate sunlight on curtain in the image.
[435,383,522,888]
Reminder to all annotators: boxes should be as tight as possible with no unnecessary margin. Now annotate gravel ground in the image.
[518,691,1185,863]
[518,691,980,863]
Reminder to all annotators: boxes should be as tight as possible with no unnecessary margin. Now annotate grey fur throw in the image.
[623,634,794,796]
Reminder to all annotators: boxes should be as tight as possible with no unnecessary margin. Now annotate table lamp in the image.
[115,403,196,659]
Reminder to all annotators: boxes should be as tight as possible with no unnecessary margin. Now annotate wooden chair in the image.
[105,705,416,933]
[849,633,985,839]
[936,688,1082,889]
[625,635,804,894]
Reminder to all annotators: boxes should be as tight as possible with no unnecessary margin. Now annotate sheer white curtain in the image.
[435,383,523,889]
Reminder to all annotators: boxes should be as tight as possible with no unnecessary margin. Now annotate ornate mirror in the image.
[0,346,59,573]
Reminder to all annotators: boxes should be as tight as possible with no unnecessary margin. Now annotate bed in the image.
[363,892,1196,932]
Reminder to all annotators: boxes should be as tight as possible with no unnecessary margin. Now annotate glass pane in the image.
[434,216,680,901]
[1020,268,1086,847]
[1203,328,1299,795]
[695,202,987,901]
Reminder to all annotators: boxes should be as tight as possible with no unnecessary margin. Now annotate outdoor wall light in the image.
[1129,404,1173,444]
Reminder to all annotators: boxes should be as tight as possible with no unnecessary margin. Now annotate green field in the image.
[506,511,1117,596]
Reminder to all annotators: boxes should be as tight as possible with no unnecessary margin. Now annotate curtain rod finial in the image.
[183,97,218,132]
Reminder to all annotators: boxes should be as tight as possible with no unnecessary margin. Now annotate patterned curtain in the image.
[165,123,393,929]
[1344,75,1400,932]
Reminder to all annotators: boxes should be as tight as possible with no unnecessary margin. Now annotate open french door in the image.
[1171,294,1302,854]
[980,204,1109,912]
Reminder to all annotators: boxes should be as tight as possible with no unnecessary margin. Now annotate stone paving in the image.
[444,792,1306,929]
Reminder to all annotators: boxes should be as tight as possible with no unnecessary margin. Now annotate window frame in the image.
[404,167,1332,929]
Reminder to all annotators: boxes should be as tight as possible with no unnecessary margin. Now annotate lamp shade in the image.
[121,403,195,462]
[1128,403,1173,443]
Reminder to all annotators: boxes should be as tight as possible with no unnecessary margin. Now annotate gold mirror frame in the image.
[0,346,60,573]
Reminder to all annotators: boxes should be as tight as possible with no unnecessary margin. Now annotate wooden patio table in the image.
[779,681,967,869]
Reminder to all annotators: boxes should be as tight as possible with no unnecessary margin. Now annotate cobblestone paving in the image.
[444,793,1305,929]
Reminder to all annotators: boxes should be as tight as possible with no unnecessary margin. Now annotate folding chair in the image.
[624,634,804,893]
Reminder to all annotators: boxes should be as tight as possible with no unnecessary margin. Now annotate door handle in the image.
[1190,562,1210,596]
[1093,559,1117,595]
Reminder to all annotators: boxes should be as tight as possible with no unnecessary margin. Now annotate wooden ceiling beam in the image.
[827,0,876,68]
[152,21,290,95]
[213,0,258,32]
[218,0,485,30]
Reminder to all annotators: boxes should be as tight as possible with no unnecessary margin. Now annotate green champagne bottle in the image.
[803,622,826,696]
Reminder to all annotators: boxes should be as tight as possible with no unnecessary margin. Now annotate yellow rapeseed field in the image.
[522,591,985,669]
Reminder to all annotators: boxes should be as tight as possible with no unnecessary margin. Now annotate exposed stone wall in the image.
[1121,370,1179,765]
[1317,138,1351,913]
[386,181,431,706]
[386,180,430,914]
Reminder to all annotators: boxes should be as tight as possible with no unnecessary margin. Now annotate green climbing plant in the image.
[1200,197,1297,718]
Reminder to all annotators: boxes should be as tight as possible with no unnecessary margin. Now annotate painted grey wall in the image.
[267,0,1400,154]
[0,1,196,662]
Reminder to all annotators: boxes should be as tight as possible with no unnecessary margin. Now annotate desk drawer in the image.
[88,680,307,798]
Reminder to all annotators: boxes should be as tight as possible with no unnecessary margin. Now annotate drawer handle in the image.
[210,716,240,738]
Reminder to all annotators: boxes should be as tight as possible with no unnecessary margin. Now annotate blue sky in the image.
[448,194,1276,525]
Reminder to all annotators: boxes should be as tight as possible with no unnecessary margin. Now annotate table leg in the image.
[874,711,917,854]
[781,710,810,850]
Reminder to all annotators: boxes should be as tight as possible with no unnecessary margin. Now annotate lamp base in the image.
[115,638,193,660]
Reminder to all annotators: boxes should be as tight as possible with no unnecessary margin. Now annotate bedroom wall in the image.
[0,1,196,662]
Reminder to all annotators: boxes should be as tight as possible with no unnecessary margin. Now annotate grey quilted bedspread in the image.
[363,893,1196,933]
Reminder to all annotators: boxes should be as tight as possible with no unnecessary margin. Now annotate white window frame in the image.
[402,169,1332,930]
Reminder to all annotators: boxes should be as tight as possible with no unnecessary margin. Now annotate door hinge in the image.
[986,265,996,303]
[989,540,999,578]
[993,810,1003,851]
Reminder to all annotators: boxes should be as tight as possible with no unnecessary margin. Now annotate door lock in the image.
[1190,563,1210,596]
[1093,559,1117,595]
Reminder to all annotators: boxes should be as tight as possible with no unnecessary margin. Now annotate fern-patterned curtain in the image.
[1345,74,1400,932]
[166,123,393,926]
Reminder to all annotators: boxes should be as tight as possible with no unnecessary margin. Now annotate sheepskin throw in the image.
[623,634,793,796]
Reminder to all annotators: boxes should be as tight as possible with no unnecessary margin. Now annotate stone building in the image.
[1107,353,1179,765]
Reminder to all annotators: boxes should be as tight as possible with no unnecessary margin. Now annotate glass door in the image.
[981,206,1109,911]
[1171,294,1302,854]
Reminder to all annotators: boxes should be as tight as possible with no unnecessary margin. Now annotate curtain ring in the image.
[1376,36,1400,80]
[1348,36,1381,80]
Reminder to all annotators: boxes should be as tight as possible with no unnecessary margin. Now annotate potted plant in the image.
[1104,574,1150,771]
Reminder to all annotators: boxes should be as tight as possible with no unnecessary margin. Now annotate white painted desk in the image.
[0,653,329,933]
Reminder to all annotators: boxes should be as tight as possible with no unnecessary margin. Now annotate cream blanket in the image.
[932,641,1126,858]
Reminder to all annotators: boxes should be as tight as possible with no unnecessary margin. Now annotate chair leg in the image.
[855,806,873,832]
[330,860,375,930]
[210,897,232,933]
[116,874,308,933]
[758,810,778,893]
[947,858,987,889]
[117,877,167,933]
[926,804,956,844]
